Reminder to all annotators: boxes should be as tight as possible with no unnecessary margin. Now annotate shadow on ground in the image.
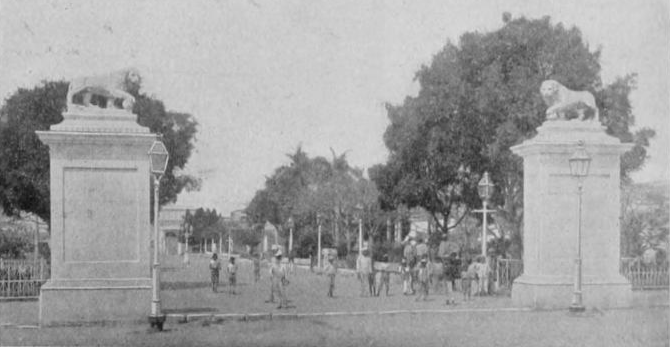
[162,307,218,314]
[161,281,211,290]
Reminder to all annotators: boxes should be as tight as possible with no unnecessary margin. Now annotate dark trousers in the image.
[368,273,376,296]
[328,275,335,297]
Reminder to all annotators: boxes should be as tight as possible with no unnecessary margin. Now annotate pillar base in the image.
[39,278,151,326]
[511,274,633,309]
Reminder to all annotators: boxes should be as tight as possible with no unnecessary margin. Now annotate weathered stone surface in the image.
[36,96,156,325]
[511,121,633,309]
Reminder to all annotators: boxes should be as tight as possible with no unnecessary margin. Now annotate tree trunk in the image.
[345,220,351,254]
[334,212,340,246]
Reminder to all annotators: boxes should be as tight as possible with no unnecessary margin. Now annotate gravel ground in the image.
[159,254,516,315]
[1,307,667,346]
[1,254,667,346]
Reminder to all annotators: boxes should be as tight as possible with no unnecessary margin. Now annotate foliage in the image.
[0,229,32,258]
[182,208,223,243]
[621,181,669,257]
[0,80,200,224]
[232,223,261,249]
[295,228,333,259]
[371,240,403,262]
[245,146,385,256]
[372,15,655,258]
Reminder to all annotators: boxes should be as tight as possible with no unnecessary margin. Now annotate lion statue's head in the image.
[123,68,142,94]
[540,80,563,106]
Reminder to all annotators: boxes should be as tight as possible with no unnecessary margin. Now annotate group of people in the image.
[208,253,238,294]
[209,249,292,309]
[353,236,495,305]
[206,235,495,309]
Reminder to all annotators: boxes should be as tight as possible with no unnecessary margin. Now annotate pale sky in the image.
[1,0,668,215]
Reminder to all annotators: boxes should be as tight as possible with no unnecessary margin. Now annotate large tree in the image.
[372,15,655,256]
[245,146,381,256]
[0,80,200,223]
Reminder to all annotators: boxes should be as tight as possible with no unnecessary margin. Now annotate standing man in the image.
[227,256,238,295]
[275,252,289,309]
[403,239,417,294]
[444,252,460,305]
[209,253,221,293]
[324,254,337,297]
[356,249,373,296]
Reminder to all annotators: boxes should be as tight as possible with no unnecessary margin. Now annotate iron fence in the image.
[496,258,523,289]
[620,260,669,290]
[496,258,669,291]
[0,258,50,299]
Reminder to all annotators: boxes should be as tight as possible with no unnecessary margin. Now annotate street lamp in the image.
[183,216,191,265]
[287,217,295,254]
[477,171,495,256]
[355,204,364,257]
[148,140,169,331]
[568,141,591,313]
[228,231,233,258]
[316,213,323,269]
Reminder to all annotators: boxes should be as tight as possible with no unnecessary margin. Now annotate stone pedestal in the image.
[37,106,157,325]
[511,121,633,309]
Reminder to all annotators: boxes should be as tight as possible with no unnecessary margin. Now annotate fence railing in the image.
[496,258,523,289]
[620,263,669,290]
[0,258,50,299]
[496,258,669,291]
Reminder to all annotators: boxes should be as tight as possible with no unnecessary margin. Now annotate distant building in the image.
[158,204,195,255]
[230,210,248,223]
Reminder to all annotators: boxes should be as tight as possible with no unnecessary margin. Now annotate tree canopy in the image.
[245,146,383,256]
[0,80,200,223]
[371,15,655,256]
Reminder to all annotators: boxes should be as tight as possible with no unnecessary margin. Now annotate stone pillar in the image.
[511,121,633,309]
[37,105,156,325]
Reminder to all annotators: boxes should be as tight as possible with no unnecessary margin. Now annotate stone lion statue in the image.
[67,68,141,111]
[540,80,599,122]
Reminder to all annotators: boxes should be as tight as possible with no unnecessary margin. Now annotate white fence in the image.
[496,258,523,289]
[620,259,669,290]
[496,258,669,291]
[0,258,50,299]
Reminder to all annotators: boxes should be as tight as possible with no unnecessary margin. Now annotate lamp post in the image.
[317,213,323,269]
[287,217,295,254]
[228,232,233,258]
[184,222,190,265]
[355,204,364,257]
[148,140,169,331]
[568,141,591,313]
[476,171,495,256]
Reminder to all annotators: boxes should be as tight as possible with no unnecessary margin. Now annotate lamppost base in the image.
[148,314,166,331]
[568,304,586,313]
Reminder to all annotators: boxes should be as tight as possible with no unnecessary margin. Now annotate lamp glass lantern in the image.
[149,141,169,176]
[477,171,494,201]
[569,142,591,178]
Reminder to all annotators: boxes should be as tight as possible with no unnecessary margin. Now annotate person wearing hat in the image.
[415,257,430,301]
[227,256,238,295]
[324,254,337,297]
[270,252,289,309]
